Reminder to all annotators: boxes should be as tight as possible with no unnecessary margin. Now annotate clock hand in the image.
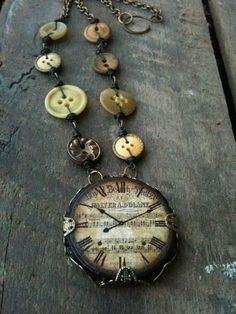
[80,203,122,223]
[103,208,157,232]
[121,208,155,224]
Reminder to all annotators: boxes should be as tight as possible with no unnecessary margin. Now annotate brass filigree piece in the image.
[63,217,75,237]
[165,213,178,232]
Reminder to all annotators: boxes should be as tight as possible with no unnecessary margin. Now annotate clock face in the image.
[67,177,176,279]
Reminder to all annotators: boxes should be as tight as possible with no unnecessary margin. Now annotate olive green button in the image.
[100,88,136,116]
[34,53,61,72]
[45,85,88,119]
[112,134,144,160]
[94,53,119,74]
[84,23,111,43]
[39,21,67,40]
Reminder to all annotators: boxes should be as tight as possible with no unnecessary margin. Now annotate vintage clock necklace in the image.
[34,0,178,286]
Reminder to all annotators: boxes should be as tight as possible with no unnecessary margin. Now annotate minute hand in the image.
[103,208,156,233]
[80,203,122,223]
[121,208,156,224]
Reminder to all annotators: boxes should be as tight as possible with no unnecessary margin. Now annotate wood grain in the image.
[208,0,236,108]
[0,0,236,313]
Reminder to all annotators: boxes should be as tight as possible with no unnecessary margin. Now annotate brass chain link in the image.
[58,0,163,33]
[74,0,95,21]
[57,0,74,20]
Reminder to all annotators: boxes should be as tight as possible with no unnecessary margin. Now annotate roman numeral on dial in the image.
[119,256,126,268]
[116,181,126,193]
[155,220,166,227]
[76,222,88,228]
[94,250,107,266]
[148,201,161,212]
[95,186,107,197]
[77,236,93,251]
[150,236,165,250]
[140,252,150,264]
[136,187,144,197]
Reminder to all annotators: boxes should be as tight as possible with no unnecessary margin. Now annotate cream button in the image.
[100,88,136,116]
[34,53,61,72]
[39,21,67,40]
[112,134,144,160]
[45,85,88,119]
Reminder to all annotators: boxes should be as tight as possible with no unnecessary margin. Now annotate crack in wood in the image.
[0,213,13,313]
[8,65,35,89]
[0,125,20,153]
[202,0,236,140]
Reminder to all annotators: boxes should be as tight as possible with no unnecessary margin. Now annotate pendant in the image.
[63,175,178,286]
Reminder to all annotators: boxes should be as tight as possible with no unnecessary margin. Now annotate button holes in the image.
[125,141,129,144]
[104,64,109,68]
[122,145,125,148]
[95,26,99,31]
[102,59,107,63]
[58,100,63,104]
[130,144,134,147]
[68,97,74,102]
[64,103,70,107]
[42,60,45,63]
[50,59,54,61]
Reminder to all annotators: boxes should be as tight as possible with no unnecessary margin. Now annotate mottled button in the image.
[113,134,144,160]
[45,85,88,119]
[34,53,61,72]
[84,23,111,43]
[39,21,67,40]
[67,137,101,165]
[100,88,136,116]
[94,53,119,74]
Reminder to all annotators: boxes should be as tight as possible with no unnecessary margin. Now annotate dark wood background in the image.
[0,0,235,313]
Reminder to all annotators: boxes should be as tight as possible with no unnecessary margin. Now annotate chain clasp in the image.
[118,12,163,35]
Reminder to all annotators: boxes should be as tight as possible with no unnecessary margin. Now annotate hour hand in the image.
[80,203,121,223]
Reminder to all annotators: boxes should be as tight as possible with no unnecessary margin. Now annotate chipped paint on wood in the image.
[205,261,236,279]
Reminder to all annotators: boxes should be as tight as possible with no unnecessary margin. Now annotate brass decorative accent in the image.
[115,267,138,284]
[165,213,178,232]
[63,217,75,237]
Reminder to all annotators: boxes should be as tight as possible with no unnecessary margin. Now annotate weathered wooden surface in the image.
[208,0,236,108]
[0,0,236,313]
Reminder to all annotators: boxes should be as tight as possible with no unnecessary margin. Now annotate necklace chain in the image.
[59,0,162,23]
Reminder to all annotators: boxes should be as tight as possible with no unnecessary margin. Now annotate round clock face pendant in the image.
[64,176,177,284]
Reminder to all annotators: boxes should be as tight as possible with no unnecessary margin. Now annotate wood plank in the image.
[208,0,236,107]
[0,0,236,313]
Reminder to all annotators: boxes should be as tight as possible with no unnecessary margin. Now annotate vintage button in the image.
[67,137,101,165]
[100,88,136,116]
[45,85,88,119]
[84,23,111,43]
[34,53,61,72]
[94,53,119,74]
[112,134,144,160]
[39,21,67,40]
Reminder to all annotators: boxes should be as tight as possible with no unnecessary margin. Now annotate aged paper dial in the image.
[67,177,176,279]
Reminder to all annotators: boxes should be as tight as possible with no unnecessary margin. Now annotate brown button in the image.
[67,138,101,165]
[84,23,111,43]
[112,134,144,160]
[100,88,136,116]
[34,53,61,72]
[94,53,119,74]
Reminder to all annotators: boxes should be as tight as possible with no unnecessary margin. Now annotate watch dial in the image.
[67,177,176,277]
